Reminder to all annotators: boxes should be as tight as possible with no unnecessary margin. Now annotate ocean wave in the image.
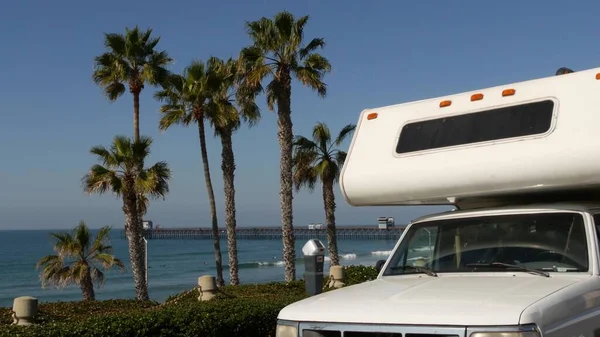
[236,261,284,269]
[412,246,434,252]
[371,250,393,256]
[230,253,359,269]
[325,253,357,261]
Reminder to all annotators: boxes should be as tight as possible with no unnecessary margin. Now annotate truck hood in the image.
[279,274,581,326]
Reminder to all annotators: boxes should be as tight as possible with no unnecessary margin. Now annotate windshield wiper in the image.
[465,262,550,277]
[390,265,438,277]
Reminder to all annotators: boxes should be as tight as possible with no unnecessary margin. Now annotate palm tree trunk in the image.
[220,129,239,285]
[197,117,225,287]
[277,72,296,282]
[122,189,149,301]
[136,194,146,288]
[80,269,96,301]
[323,180,339,266]
[133,91,140,142]
[132,90,146,285]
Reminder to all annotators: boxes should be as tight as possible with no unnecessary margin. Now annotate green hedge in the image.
[0,266,378,337]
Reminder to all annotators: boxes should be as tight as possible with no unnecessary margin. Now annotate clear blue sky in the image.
[1,0,599,229]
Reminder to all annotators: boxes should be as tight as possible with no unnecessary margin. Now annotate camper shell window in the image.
[395,100,555,154]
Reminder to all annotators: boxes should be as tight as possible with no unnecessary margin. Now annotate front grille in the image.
[345,332,402,337]
[303,332,458,337]
[299,324,464,337]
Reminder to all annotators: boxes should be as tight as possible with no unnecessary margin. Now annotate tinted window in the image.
[396,100,555,154]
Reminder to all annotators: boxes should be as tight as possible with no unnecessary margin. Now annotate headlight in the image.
[471,331,540,337]
[276,324,298,337]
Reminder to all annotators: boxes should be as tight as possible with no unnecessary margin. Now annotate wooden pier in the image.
[120,226,406,241]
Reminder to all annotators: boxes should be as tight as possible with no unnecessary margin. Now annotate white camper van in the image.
[275,67,600,337]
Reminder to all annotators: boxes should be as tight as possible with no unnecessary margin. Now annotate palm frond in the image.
[302,53,332,72]
[136,161,171,200]
[141,50,172,86]
[245,17,279,52]
[50,232,80,258]
[137,193,149,216]
[89,145,118,168]
[264,80,279,111]
[312,122,331,151]
[36,255,60,270]
[293,66,328,97]
[93,253,125,270]
[111,135,133,160]
[39,263,72,288]
[82,164,122,196]
[293,150,319,192]
[160,107,191,130]
[90,226,112,253]
[73,221,91,256]
[240,47,273,84]
[70,260,88,284]
[334,124,356,146]
[131,135,154,163]
[103,33,126,55]
[333,151,347,182]
[293,135,319,153]
[299,38,325,59]
[91,267,106,287]
[274,11,295,49]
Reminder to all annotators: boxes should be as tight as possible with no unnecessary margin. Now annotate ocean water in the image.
[0,230,398,307]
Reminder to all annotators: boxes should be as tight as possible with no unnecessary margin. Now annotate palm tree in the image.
[92,25,173,276]
[239,11,332,282]
[153,59,226,286]
[92,25,172,142]
[206,57,261,285]
[292,122,356,266]
[82,135,171,300]
[36,221,125,301]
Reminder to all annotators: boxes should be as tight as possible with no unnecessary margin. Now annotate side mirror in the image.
[375,259,386,272]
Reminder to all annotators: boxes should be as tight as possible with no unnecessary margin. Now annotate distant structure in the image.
[142,220,153,230]
[377,217,395,230]
[308,222,324,230]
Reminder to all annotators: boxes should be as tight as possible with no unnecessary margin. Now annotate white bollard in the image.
[330,265,345,288]
[198,275,218,301]
[12,296,38,326]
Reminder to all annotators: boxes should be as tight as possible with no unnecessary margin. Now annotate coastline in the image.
[0,229,397,307]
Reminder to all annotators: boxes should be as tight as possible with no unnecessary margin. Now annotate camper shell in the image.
[340,66,600,210]
[275,67,600,337]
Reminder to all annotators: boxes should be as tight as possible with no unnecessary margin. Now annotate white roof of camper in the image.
[340,66,600,209]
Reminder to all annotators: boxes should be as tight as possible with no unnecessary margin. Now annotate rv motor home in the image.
[275,67,600,337]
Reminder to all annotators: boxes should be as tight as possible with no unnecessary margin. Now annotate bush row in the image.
[0,266,378,337]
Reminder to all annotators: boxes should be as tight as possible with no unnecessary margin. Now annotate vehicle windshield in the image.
[382,212,589,276]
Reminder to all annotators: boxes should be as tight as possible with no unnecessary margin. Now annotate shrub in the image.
[343,265,379,285]
[0,266,379,337]
[0,296,302,337]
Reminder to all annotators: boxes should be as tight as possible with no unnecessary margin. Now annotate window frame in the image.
[392,97,559,157]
